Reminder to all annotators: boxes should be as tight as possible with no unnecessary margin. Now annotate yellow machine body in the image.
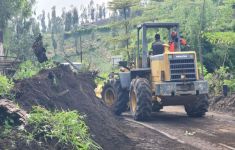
[150,51,199,85]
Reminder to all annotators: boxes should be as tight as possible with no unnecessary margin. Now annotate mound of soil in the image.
[12,66,134,150]
[209,94,235,115]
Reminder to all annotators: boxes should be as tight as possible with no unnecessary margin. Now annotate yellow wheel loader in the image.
[102,23,209,121]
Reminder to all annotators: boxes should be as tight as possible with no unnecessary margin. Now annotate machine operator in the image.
[151,33,164,55]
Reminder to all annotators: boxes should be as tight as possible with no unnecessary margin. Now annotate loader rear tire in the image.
[130,78,152,121]
[184,94,209,117]
[102,80,128,115]
[101,80,116,107]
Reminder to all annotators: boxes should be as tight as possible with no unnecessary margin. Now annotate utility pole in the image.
[80,35,83,63]
[0,29,4,58]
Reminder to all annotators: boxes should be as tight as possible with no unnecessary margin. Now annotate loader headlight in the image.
[181,74,186,80]
[189,54,194,59]
[168,54,173,59]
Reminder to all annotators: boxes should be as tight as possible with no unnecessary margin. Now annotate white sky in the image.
[34,0,110,16]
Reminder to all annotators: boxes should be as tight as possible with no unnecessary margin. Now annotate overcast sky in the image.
[34,0,110,16]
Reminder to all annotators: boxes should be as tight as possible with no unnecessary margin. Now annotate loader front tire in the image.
[130,78,152,121]
[102,80,128,115]
[184,94,209,117]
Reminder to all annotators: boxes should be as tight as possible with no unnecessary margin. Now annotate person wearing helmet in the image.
[152,33,164,55]
[169,31,188,52]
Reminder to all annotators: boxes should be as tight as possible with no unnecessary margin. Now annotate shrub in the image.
[205,66,231,95]
[197,63,208,77]
[0,75,14,98]
[14,60,56,80]
[28,106,102,150]
[224,78,235,92]
[13,61,39,80]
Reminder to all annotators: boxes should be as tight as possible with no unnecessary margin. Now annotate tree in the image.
[89,0,95,22]
[51,6,57,33]
[99,5,103,19]
[72,7,79,28]
[108,0,140,61]
[39,10,47,33]
[91,7,95,22]
[47,13,52,32]
[102,3,106,19]
[95,4,100,21]
[65,11,72,31]
[80,5,89,24]
[5,15,39,61]
[0,0,33,57]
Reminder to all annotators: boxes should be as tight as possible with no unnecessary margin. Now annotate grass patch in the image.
[28,106,102,150]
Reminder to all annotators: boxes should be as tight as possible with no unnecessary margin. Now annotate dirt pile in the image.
[209,94,235,114]
[12,66,134,150]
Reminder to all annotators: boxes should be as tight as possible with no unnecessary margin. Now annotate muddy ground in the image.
[123,106,235,150]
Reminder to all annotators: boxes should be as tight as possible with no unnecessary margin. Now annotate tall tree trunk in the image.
[124,8,130,61]
[0,29,4,57]
[198,0,206,79]
[75,37,79,55]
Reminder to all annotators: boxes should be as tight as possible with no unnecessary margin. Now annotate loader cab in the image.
[136,23,181,68]
[133,22,199,85]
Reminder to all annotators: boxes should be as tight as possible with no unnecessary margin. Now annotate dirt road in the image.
[123,107,235,150]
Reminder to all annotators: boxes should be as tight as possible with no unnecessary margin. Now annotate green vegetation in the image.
[0,0,36,58]
[205,66,235,95]
[14,60,56,80]
[27,106,101,150]
[0,75,14,98]
[0,106,102,150]
[1,0,235,73]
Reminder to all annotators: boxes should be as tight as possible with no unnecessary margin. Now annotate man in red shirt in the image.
[169,31,187,52]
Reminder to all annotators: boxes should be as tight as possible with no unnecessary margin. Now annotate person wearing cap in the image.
[152,33,164,55]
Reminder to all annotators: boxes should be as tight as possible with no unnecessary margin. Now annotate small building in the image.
[111,55,122,67]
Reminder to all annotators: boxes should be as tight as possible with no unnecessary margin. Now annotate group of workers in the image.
[151,31,188,55]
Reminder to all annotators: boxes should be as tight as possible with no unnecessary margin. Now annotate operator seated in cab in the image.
[152,33,164,55]
[169,31,188,52]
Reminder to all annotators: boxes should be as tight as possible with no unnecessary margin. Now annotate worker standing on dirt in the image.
[152,33,164,55]
[32,33,48,63]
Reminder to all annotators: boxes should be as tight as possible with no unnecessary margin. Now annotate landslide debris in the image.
[12,65,134,150]
[209,94,235,114]
[0,99,27,126]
